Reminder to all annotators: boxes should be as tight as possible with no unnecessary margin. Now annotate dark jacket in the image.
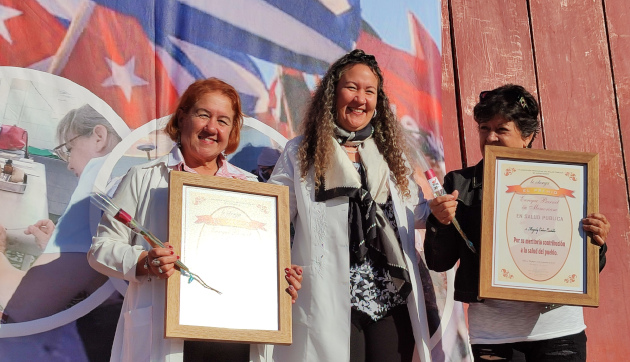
[423,160,608,303]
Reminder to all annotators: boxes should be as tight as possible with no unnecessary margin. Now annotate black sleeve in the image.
[423,172,462,272]
[599,242,607,272]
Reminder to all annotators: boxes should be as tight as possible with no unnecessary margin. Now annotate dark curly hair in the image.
[297,49,411,196]
[473,84,540,147]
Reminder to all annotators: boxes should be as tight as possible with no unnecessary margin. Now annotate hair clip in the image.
[518,96,528,109]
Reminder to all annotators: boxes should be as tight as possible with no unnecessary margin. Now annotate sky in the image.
[362,0,441,53]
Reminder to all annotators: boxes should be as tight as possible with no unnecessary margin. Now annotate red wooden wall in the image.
[441,0,630,360]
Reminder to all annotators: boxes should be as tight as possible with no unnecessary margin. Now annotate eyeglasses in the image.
[53,134,83,162]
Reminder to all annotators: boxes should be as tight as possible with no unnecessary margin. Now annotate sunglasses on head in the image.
[479,90,528,110]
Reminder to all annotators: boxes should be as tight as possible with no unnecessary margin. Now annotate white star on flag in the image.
[101,56,149,102]
[0,5,22,44]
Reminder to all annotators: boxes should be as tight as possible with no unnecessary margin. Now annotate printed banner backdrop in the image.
[0,1,469,361]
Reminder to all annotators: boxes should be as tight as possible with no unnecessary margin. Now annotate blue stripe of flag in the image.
[91,0,361,75]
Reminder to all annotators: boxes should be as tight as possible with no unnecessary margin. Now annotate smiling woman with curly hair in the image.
[297,49,411,197]
[269,49,433,362]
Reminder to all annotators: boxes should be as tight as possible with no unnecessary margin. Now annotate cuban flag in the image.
[9,0,361,128]
[47,2,179,129]
[266,66,312,138]
[357,14,442,133]
[92,0,362,75]
[356,13,443,164]
[0,0,66,67]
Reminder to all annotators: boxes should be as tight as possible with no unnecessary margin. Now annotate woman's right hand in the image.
[145,242,180,279]
[25,219,55,250]
[429,190,459,225]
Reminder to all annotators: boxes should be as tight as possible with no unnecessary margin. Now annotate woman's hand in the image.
[429,190,459,225]
[24,219,55,250]
[582,213,610,246]
[146,242,180,279]
[285,265,303,304]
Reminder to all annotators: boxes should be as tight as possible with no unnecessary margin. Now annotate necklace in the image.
[343,145,359,154]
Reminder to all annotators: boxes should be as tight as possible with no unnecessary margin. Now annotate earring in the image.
[177,133,182,148]
[372,109,378,119]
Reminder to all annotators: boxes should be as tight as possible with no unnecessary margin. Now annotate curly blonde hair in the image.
[297,49,410,196]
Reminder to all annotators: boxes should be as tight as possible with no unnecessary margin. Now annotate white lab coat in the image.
[268,137,433,362]
[88,150,258,362]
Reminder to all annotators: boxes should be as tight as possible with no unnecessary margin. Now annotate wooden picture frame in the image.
[479,146,600,307]
[166,171,292,344]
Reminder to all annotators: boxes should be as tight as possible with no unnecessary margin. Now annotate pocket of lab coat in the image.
[122,305,152,362]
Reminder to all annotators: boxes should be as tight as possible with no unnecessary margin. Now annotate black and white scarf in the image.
[315,124,412,299]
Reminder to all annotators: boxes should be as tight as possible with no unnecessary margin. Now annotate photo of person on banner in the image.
[424,84,610,361]
[1,104,122,322]
[0,100,125,362]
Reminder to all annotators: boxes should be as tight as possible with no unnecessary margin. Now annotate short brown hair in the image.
[164,78,243,154]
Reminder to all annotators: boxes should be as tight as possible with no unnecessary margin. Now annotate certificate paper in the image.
[493,160,586,293]
[479,146,599,307]
[179,185,278,330]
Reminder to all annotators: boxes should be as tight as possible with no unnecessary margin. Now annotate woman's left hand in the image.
[285,265,303,304]
[582,213,610,246]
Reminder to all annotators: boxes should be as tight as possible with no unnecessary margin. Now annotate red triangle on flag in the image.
[0,0,66,67]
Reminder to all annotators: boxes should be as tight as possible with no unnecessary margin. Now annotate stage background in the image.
[0,1,471,361]
[441,0,630,360]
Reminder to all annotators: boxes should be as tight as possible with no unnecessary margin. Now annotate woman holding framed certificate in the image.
[88,78,302,362]
[424,84,610,361]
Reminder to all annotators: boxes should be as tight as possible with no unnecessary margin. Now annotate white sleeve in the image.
[267,139,299,222]
[88,166,146,283]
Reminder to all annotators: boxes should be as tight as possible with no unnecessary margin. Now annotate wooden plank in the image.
[440,0,463,173]
[597,0,630,358]
[605,0,630,199]
[528,0,630,359]
[448,0,539,167]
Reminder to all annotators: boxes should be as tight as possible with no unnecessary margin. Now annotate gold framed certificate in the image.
[165,171,292,344]
[479,146,599,307]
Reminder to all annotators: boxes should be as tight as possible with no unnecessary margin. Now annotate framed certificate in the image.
[165,171,292,344]
[479,146,600,307]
